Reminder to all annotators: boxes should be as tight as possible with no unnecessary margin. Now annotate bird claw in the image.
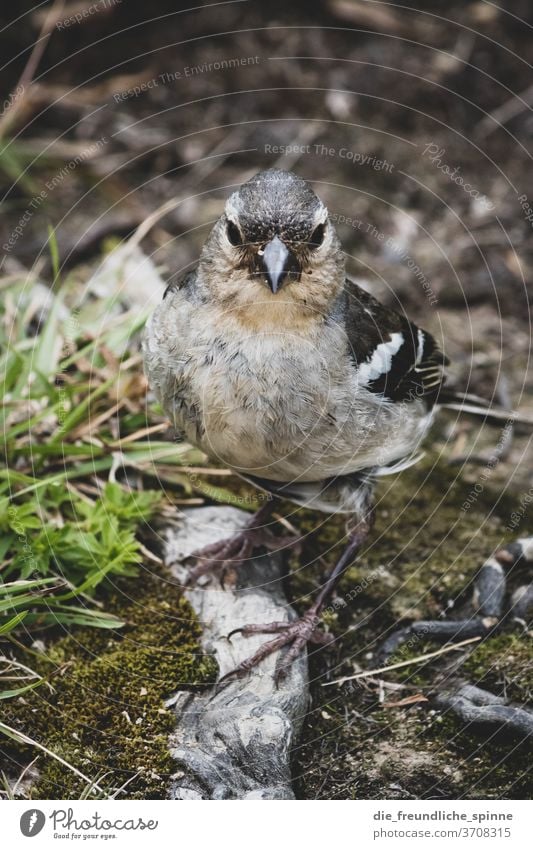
[215,666,249,693]
[185,534,250,585]
[226,626,246,640]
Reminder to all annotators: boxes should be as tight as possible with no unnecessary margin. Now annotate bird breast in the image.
[144,297,432,482]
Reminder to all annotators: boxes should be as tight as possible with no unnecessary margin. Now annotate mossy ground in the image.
[2,568,217,799]
[2,454,531,800]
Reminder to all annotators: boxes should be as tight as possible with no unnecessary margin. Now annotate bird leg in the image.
[186,498,298,585]
[218,518,372,687]
[376,537,533,663]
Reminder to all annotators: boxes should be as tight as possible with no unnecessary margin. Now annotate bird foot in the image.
[186,511,299,586]
[218,607,333,688]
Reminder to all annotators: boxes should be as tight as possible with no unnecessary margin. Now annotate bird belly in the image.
[145,304,433,483]
[185,357,432,482]
[199,397,431,482]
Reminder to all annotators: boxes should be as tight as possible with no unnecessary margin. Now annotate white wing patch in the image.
[416,328,425,364]
[357,331,404,386]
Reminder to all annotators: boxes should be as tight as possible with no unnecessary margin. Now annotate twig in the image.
[322,636,482,687]
[178,466,232,475]
[434,685,533,737]
[108,421,170,447]
[109,770,142,799]
[128,197,186,248]
[72,400,124,439]
[325,0,407,34]
[12,756,39,798]
[137,540,163,565]
[476,81,533,138]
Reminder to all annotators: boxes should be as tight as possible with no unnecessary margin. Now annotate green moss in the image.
[185,457,531,799]
[5,455,529,800]
[4,570,217,799]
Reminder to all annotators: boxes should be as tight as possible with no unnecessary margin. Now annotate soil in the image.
[1,0,532,799]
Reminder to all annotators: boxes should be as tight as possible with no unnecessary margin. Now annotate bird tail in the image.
[372,452,426,477]
[437,389,533,429]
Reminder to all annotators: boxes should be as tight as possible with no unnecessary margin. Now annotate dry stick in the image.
[178,466,233,475]
[109,770,142,800]
[326,0,406,34]
[448,375,516,467]
[0,0,65,139]
[108,421,170,447]
[322,636,482,687]
[0,657,42,682]
[72,400,124,439]
[136,540,163,565]
[128,196,185,249]
[12,755,39,798]
[476,81,533,138]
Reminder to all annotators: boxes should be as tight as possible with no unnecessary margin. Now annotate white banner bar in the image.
[3,799,532,848]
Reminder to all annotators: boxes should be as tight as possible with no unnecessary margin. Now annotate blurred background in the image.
[1,0,532,801]
[3,0,533,428]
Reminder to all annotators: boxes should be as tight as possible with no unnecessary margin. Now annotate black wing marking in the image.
[343,279,448,408]
[162,269,196,300]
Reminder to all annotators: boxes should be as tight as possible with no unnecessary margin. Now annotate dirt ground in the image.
[1,0,532,799]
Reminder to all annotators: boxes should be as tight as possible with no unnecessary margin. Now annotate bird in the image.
[142,168,524,685]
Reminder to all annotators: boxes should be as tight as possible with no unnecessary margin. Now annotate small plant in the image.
[0,236,235,794]
[0,261,193,697]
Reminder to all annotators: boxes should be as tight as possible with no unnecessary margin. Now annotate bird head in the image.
[198,170,345,327]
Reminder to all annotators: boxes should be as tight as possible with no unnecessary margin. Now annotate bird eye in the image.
[309,223,326,249]
[226,219,243,246]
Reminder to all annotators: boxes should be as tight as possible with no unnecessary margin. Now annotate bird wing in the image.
[162,268,196,300]
[343,279,448,407]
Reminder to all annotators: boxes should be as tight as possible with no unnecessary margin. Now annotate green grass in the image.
[0,253,216,697]
[2,282,145,638]
[0,236,258,795]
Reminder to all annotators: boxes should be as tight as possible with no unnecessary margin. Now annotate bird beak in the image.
[258,236,300,293]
